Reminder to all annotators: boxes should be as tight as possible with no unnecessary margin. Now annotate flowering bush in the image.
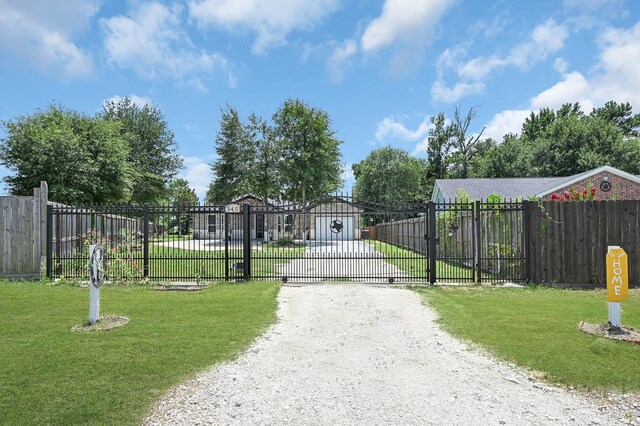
[550,184,597,201]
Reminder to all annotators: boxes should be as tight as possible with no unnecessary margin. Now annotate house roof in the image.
[432,166,640,201]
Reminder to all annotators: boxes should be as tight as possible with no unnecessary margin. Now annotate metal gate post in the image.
[143,204,149,278]
[428,201,437,284]
[522,200,531,283]
[475,200,482,284]
[46,204,53,278]
[224,212,230,281]
[242,203,251,280]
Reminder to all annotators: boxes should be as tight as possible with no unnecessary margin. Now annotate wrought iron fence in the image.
[47,197,527,284]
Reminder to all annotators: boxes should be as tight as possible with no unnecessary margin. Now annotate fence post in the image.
[475,200,482,284]
[522,200,531,283]
[224,212,229,281]
[46,204,53,278]
[428,201,437,284]
[242,203,251,280]
[143,204,149,278]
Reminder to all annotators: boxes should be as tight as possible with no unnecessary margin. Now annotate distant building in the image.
[191,195,363,241]
[431,166,640,202]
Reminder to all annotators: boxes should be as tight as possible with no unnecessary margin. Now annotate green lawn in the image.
[372,240,475,281]
[415,286,640,391]
[54,243,304,282]
[0,281,279,425]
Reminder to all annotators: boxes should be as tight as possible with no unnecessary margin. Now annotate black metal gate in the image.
[46,197,527,284]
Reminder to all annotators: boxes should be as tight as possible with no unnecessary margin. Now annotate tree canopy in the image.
[273,98,343,202]
[207,105,255,203]
[207,99,342,204]
[353,147,428,203]
[100,97,182,204]
[475,101,640,177]
[0,99,183,205]
[0,105,133,204]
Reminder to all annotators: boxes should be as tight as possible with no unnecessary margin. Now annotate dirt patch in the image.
[578,321,640,344]
[72,315,129,332]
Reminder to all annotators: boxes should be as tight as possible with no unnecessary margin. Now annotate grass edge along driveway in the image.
[415,286,640,392]
[0,281,279,426]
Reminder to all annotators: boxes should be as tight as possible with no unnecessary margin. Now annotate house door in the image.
[256,214,265,239]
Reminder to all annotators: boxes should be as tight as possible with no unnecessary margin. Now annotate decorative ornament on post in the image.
[89,244,107,324]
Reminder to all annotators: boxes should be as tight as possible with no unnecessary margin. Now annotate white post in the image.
[89,279,100,324]
[608,302,621,327]
[607,245,621,327]
[89,245,100,324]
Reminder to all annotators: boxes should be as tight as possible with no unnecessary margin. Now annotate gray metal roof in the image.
[434,175,577,201]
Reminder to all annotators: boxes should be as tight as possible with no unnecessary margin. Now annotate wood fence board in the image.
[564,202,577,283]
[629,201,640,285]
[584,201,594,285]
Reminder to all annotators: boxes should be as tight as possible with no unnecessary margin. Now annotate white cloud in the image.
[101,2,236,91]
[325,39,357,83]
[0,0,97,77]
[457,56,506,81]
[375,115,431,142]
[482,21,640,142]
[530,71,593,111]
[179,156,214,202]
[103,95,153,109]
[434,19,569,103]
[483,110,531,141]
[458,19,569,81]
[431,80,485,103]
[360,0,453,52]
[553,58,569,73]
[188,0,340,55]
[591,22,640,108]
[340,163,355,192]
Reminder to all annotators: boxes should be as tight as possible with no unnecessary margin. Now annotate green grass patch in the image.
[54,243,304,281]
[0,280,279,425]
[415,286,640,391]
[372,241,474,280]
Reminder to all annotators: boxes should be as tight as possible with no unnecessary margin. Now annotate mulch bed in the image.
[72,315,129,332]
[578,321,640,344]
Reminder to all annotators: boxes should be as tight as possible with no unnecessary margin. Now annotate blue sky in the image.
[1,0,639,201]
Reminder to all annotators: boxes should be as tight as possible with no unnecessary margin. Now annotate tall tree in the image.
[246,113,282,205]
[425,112,454,191]
[101,97,182,204]
[474,134,534,178]
[353,147,428,204]
[274,99,342,244]
[207,105,254,203]
[449,106,485,178]
[590,101,640,137]
[0,105,133,204]
[167,178,199,235]
[273,98,343,202]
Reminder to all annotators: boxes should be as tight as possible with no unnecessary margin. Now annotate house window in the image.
[284,214,293,233]
[208,215,216,233]
[278,216,282,232]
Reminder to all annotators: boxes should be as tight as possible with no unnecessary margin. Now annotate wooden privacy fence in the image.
[375,200,640,288]
[374,201,526,283]
[0,182,48,279]
[529,200,640,288]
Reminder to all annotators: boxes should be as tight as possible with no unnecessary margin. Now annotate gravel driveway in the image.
[278,241,406,281]
[145,285,624,425]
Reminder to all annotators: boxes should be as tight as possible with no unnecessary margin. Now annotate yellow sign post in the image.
[606,246,628,327]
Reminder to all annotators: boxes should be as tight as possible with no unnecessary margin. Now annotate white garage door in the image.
[315,216,354,241]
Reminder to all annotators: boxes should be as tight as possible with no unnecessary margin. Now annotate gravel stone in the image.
[144,284,635,425]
